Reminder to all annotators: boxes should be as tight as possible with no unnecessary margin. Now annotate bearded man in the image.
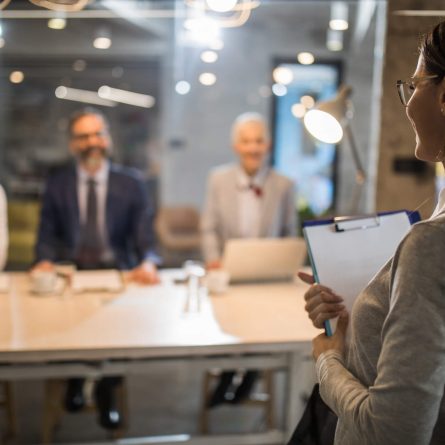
[33,107,159,430]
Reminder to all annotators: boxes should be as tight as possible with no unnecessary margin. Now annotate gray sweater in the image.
[316,212,445,445]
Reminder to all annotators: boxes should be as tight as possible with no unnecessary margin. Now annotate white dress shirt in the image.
[236,166,268,238]
[0,185,8,270]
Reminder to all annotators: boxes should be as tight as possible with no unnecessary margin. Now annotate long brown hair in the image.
[420,21,445,82]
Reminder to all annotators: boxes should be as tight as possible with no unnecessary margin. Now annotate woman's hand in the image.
[313,311,349,360]
[298,271,346,329]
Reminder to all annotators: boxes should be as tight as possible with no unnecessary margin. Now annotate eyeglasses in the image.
[71,130,108,142]
[396,75,439,106]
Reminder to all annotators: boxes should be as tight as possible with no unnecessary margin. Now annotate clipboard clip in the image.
[334,214,380,232]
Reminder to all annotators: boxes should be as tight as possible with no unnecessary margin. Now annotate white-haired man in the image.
[201,113,297,406]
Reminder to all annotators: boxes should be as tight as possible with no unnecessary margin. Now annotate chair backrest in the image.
[8,201,40,230]
[156,207,200,235]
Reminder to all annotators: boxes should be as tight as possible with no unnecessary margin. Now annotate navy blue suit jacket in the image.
[36,163,157,269]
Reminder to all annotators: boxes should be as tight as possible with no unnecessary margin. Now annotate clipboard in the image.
[303,210,421,336]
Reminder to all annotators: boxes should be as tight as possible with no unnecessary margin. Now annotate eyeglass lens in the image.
[400,82,413,106]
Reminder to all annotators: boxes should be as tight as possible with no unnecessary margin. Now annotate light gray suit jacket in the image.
[201,164,297,262]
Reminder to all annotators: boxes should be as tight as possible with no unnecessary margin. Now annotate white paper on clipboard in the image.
[303,211,418,336]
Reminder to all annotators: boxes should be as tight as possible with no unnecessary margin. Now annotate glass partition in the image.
[0,0,387,267]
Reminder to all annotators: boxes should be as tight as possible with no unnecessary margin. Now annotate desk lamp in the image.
[303,85,366,213]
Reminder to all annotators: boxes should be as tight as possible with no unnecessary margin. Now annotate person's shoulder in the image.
[109,163,145,186]
[268,168,294,189]
[408,217,445,238]
[207,163,237,183]
[398,217,445,258]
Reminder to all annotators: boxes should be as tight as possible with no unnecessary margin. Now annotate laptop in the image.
[221,237,307,283]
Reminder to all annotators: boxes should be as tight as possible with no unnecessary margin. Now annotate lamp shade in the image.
[304,85,352,144]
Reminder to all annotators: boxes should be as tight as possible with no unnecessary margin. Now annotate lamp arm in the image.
[344,123,366,185]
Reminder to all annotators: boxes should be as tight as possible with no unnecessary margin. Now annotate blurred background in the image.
[0,0,434,270]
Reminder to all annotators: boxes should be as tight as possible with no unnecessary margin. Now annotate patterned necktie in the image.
[76,178,103,268]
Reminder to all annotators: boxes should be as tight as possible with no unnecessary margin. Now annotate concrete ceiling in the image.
[0,1,380,59]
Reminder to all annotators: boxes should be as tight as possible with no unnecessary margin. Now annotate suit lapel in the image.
[67,165,80,237]
[259,171,275,236]
[106,165,118,238]
[227,168,241,238]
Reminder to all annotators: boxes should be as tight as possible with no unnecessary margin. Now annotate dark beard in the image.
[78,146,109,170]
[78,146,108,161]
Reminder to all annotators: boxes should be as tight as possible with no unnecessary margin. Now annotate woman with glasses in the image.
[299,21,445,445]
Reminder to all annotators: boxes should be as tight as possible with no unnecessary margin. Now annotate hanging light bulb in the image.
[28,0,89,12]
[273,66,294,85]
[48,11,67,29]
[329,1,349,31]
[94,27,112,49]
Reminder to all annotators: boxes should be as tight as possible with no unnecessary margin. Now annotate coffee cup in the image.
[206,269,230,295]
[31,271,57,295]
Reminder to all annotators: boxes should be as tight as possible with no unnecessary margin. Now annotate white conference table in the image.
[0,270,320,445]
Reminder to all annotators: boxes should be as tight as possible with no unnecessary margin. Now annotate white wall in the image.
[159,1,385,214]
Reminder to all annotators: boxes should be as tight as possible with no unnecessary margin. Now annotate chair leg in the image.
[199,371,212,434]
[2,382,18,440]
[110,380,128,440]
[264,371,275,430]
[42,379,65,445]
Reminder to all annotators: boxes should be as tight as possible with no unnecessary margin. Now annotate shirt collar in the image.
[236,163,269,189]
[77,160,109,184]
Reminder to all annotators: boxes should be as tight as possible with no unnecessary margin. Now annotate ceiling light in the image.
[94,27,112,49]
[175,80,191,95]
[0,23,2,36]
[55,86,117,107]
[72,59,86,71]
[327,29,343,51]
[184,17,221,45]
[201,50,218,63]
[297,52,315,65]
[47,17,66,29]
[10,71,24,84]
[330,19,348,31]
[206,0,238,13]
[272,66,293,85]
[185,0,260,28]
[94,36,111,49]
[199,72,217,86]
[301,95,315,109]
[330,2,348,30]
[272,83,287,96]
[393,10,445,16]
[28,0,89,12]
[98,86,155,108]
[291,103,306,119]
